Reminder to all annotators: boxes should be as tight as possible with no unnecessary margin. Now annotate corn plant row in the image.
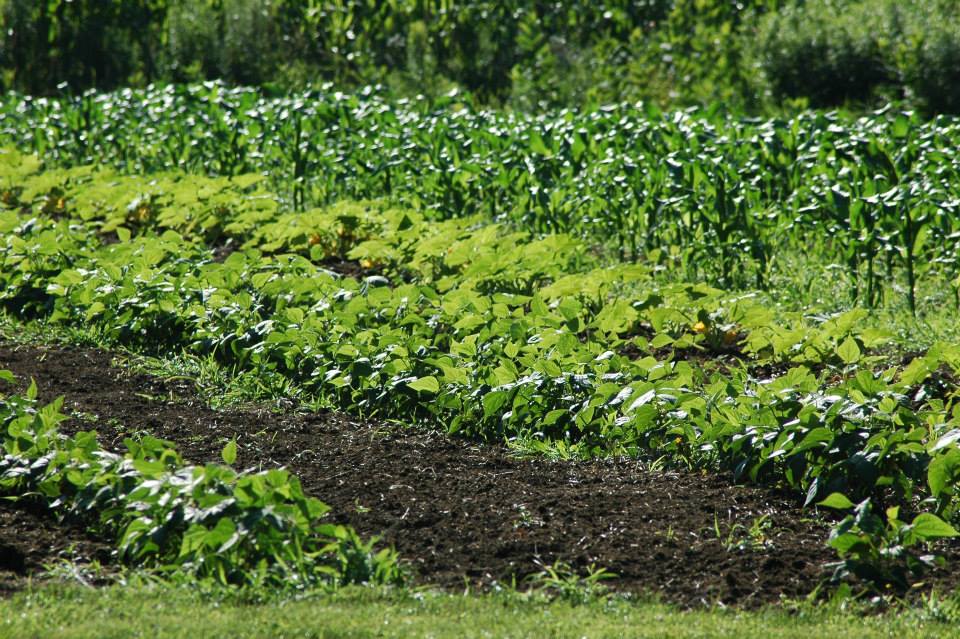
[2,85,960,309]
[0,374,403,589]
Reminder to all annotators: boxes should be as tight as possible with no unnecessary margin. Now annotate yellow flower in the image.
[308,233,322,246]
[360,258,375,269]
[723,329,739,345]
[692,321,707,334]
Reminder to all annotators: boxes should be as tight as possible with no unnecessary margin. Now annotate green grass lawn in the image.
[3,583,959,639]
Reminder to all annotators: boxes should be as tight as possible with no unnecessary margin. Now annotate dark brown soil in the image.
[210,239,238,263]
[0,342,955,607]
[0,500,113,594]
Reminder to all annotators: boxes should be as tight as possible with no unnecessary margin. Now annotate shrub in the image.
[749,0,896,107]
[896,3,960,114]
[0,0,157,94]
[751,0,960,114]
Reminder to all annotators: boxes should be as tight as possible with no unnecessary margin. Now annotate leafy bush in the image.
[820,493,958,592]
[164,0,220,83]
[895,3,960,114]
[750,0,896,107]
[751,0,960,113]
[166,0,291,86]
[0,0,674,101]
[8,0,960,113]
[0,0,160,94]
[7,154,960,513]
[0,374,404,589]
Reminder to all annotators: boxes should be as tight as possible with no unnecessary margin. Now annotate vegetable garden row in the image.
[2,102,960,592]
[3,84,960,308]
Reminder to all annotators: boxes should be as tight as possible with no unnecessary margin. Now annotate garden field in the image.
[3,83,960,636]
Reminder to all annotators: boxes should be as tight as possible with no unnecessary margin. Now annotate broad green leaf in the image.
[910,513,959,539]
[818,493,855,510]
[892,114,910,138]
[914,225,930,255]
[435,363,468,386]
[529,130,550,156]
[207,517,238,550]
[407,376,440,394]
[593,299,637,334]
[85,301,106,321]
[792,427,833,454]
[828,532,866,555]
[131,458,166,477]
[928,449,960,497]
[837,337,861,365]
[542,409,568,426]
[650,334,674,349]
[571,133,586,162]
[221,440,238,465]
[482,390,509,418]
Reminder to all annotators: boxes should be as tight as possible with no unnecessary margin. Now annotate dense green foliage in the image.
[0,0,717,104]
[4,0,960,113]
[3,86,960,310]
[4,0,960,611]
[751,0,960,113]
[4,145,960,591]
[0,372,403,588]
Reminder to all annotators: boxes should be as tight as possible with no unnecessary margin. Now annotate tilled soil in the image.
[0,342,950,607]
[0,500,113,594]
